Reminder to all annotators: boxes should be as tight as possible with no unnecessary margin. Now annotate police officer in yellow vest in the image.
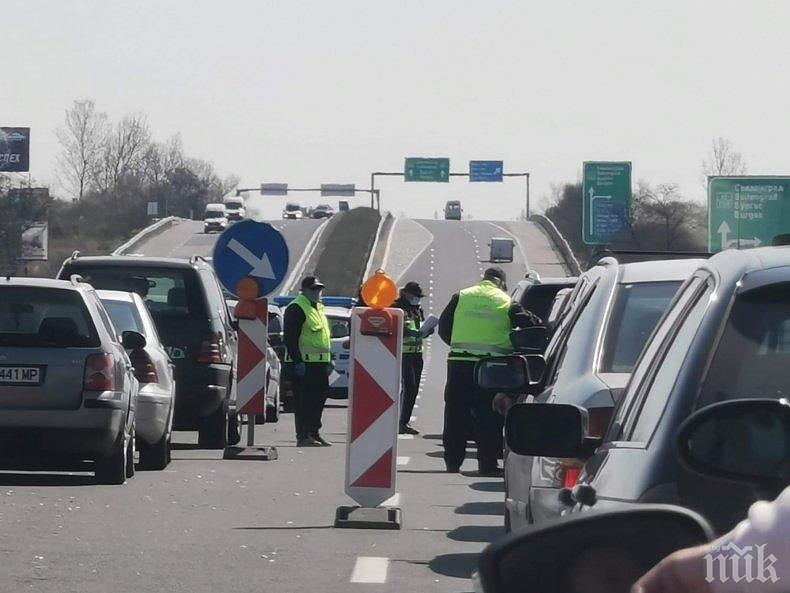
[284,276,333,447]
[438,267,540,475]
[393,281,428,435]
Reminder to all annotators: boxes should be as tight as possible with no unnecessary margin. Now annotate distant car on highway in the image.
[506,246,790,535]
[502,257,701,531]
[0,277,139,484]
[203,203,229,233]
[338,201,350,212]
[222,196,246,222]
[58,255,240,449]
[97,289,175,470]
[444,200,462,220]
[282,202,304,220]
[311,204,335,219]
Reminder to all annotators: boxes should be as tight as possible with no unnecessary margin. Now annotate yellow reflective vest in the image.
[285,294,331,363]
[449,280,513,360]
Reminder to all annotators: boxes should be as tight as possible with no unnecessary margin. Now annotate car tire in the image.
[266,404,279,423]
[139,433,170,470]
[95,439,127,485]
[198,404,228,449]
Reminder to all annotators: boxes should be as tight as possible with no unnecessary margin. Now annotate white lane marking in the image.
[396,456,410,466]
[397,434,414,440]
[350,557,389,584]
[380,216,399,272]
[394,240,436,284]
[382,493,401,507]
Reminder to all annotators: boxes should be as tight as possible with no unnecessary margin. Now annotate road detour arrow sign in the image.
[344,307,404,508]
[212,220,289,298]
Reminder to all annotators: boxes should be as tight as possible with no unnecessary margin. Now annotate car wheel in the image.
[198,404,228,449]
[266,404,279,423]
[95,439,127,485]
[139,433,170,470]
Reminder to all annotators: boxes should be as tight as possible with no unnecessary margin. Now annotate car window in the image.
[625,281,713,443]
[101,299,145,337]
[545,280,598,384]
[599,281,681,373]
[0,287,100,348]
[199,269,227,321]
[329,317,350,339]
[608,277,705,440]
[268,313,282,335]
[62,265,204,320]
[86,292,121,341]
[698,281,790,407]
[519,284,566,323]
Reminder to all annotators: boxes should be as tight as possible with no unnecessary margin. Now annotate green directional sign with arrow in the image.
[708,177,790,252]
[404,157,450,182]
[582,161,631,245]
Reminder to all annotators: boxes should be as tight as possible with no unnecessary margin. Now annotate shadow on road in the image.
[170,442,203,451]
[468,481,505,492]
[455,501,504,516]
[447,525,505,543]
[428,553,480,579]
[234,525,334,530]
[0,472,96,487]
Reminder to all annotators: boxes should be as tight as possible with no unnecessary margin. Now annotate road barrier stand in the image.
[223,278,278,461]
[336,272,403,529]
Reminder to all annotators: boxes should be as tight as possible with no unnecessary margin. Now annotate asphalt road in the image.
[0,219,561,593]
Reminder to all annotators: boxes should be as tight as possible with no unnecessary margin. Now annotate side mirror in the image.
[476,506,714,593]
[475,356,531,393]
[677,398,790,485]
[121,330,146,350]
[510,326,548,353]
[505,403,600,458]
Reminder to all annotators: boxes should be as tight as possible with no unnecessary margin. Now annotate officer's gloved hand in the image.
[326,362,335,376]
[294,362,307,377]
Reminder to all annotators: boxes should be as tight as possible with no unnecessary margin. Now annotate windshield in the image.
[224,202,241,211]
[285,204,300,211]
[204,210,224,219]
[101,298,145,337]
[0,287,99,348]
[698,281,790,407]
[600,281,681,373]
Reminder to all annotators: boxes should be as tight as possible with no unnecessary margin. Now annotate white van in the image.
[223,196,246,222]
[203,203,228,233]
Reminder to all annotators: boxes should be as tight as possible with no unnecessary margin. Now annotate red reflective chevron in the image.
[235,299,268,416]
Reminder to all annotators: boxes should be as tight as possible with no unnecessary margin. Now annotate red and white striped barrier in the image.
[344,307,403,508]
[235,299,268,420]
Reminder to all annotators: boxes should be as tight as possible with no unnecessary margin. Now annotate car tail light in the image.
[587,407,613,438]
[342,340,350,350]
[563,465,582,489]
[198,333,222,364]
[130,349,158,384]
[84,353,116,391]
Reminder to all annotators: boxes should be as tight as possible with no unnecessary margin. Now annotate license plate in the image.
[0,366,43,385]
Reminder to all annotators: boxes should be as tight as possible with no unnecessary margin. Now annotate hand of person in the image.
[630,544,715,593]
[492,393,514,416]
[326,362,335,376]
[293,362,307,377]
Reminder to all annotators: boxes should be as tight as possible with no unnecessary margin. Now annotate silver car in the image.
[98,290,175,470]
[0,277,139,484]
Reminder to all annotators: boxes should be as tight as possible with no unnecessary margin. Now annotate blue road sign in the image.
[212,220,290,298]
[469,160,504,182]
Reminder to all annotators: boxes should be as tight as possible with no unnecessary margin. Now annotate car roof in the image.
[702,245,790,281]
[620,258,704,283]
[324,306,351,317]
[64,255,204,269]
[0,277,87,291]
[96,289,136,303]
[519,276,577,286]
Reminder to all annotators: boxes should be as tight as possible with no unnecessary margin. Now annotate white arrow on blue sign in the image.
[212,220,289,298]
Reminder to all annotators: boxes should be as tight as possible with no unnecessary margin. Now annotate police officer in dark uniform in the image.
[393,281,427,435]
[284,276,333,447]
[438,267,540,475]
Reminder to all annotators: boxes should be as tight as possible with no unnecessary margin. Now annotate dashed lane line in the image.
[396,456,410,466]
[350,557,389,584]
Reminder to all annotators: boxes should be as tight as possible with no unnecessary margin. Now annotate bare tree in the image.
[56,100,108,200]
[95,112,151,192]
[701,137,747,184]
[639,183,696,250]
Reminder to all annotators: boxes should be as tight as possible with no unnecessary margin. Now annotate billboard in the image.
[20,222,48,261]
[0,127,30,172]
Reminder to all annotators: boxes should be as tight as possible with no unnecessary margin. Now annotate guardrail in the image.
[112,216,179,256]
[528,214,582,275]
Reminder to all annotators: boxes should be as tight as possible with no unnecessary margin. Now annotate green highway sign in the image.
[582,161,632,245]
[405,157,450,182]
[708,177,790,252]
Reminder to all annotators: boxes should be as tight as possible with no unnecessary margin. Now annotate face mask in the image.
[408,296,421,307]
[304,288,322,303]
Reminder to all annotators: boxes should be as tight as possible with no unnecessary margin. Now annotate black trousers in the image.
[291,363,329,440]
[400,354,424,427]
[443,359,503,470]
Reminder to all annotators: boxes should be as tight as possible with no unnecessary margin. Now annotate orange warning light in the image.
[360,270,397,309]
[236,277,260,301]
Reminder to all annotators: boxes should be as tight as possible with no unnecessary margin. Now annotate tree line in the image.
[544,138,746,267]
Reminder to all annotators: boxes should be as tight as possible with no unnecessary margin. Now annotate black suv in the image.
[511,272,577,327]
[58,255,239,449]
